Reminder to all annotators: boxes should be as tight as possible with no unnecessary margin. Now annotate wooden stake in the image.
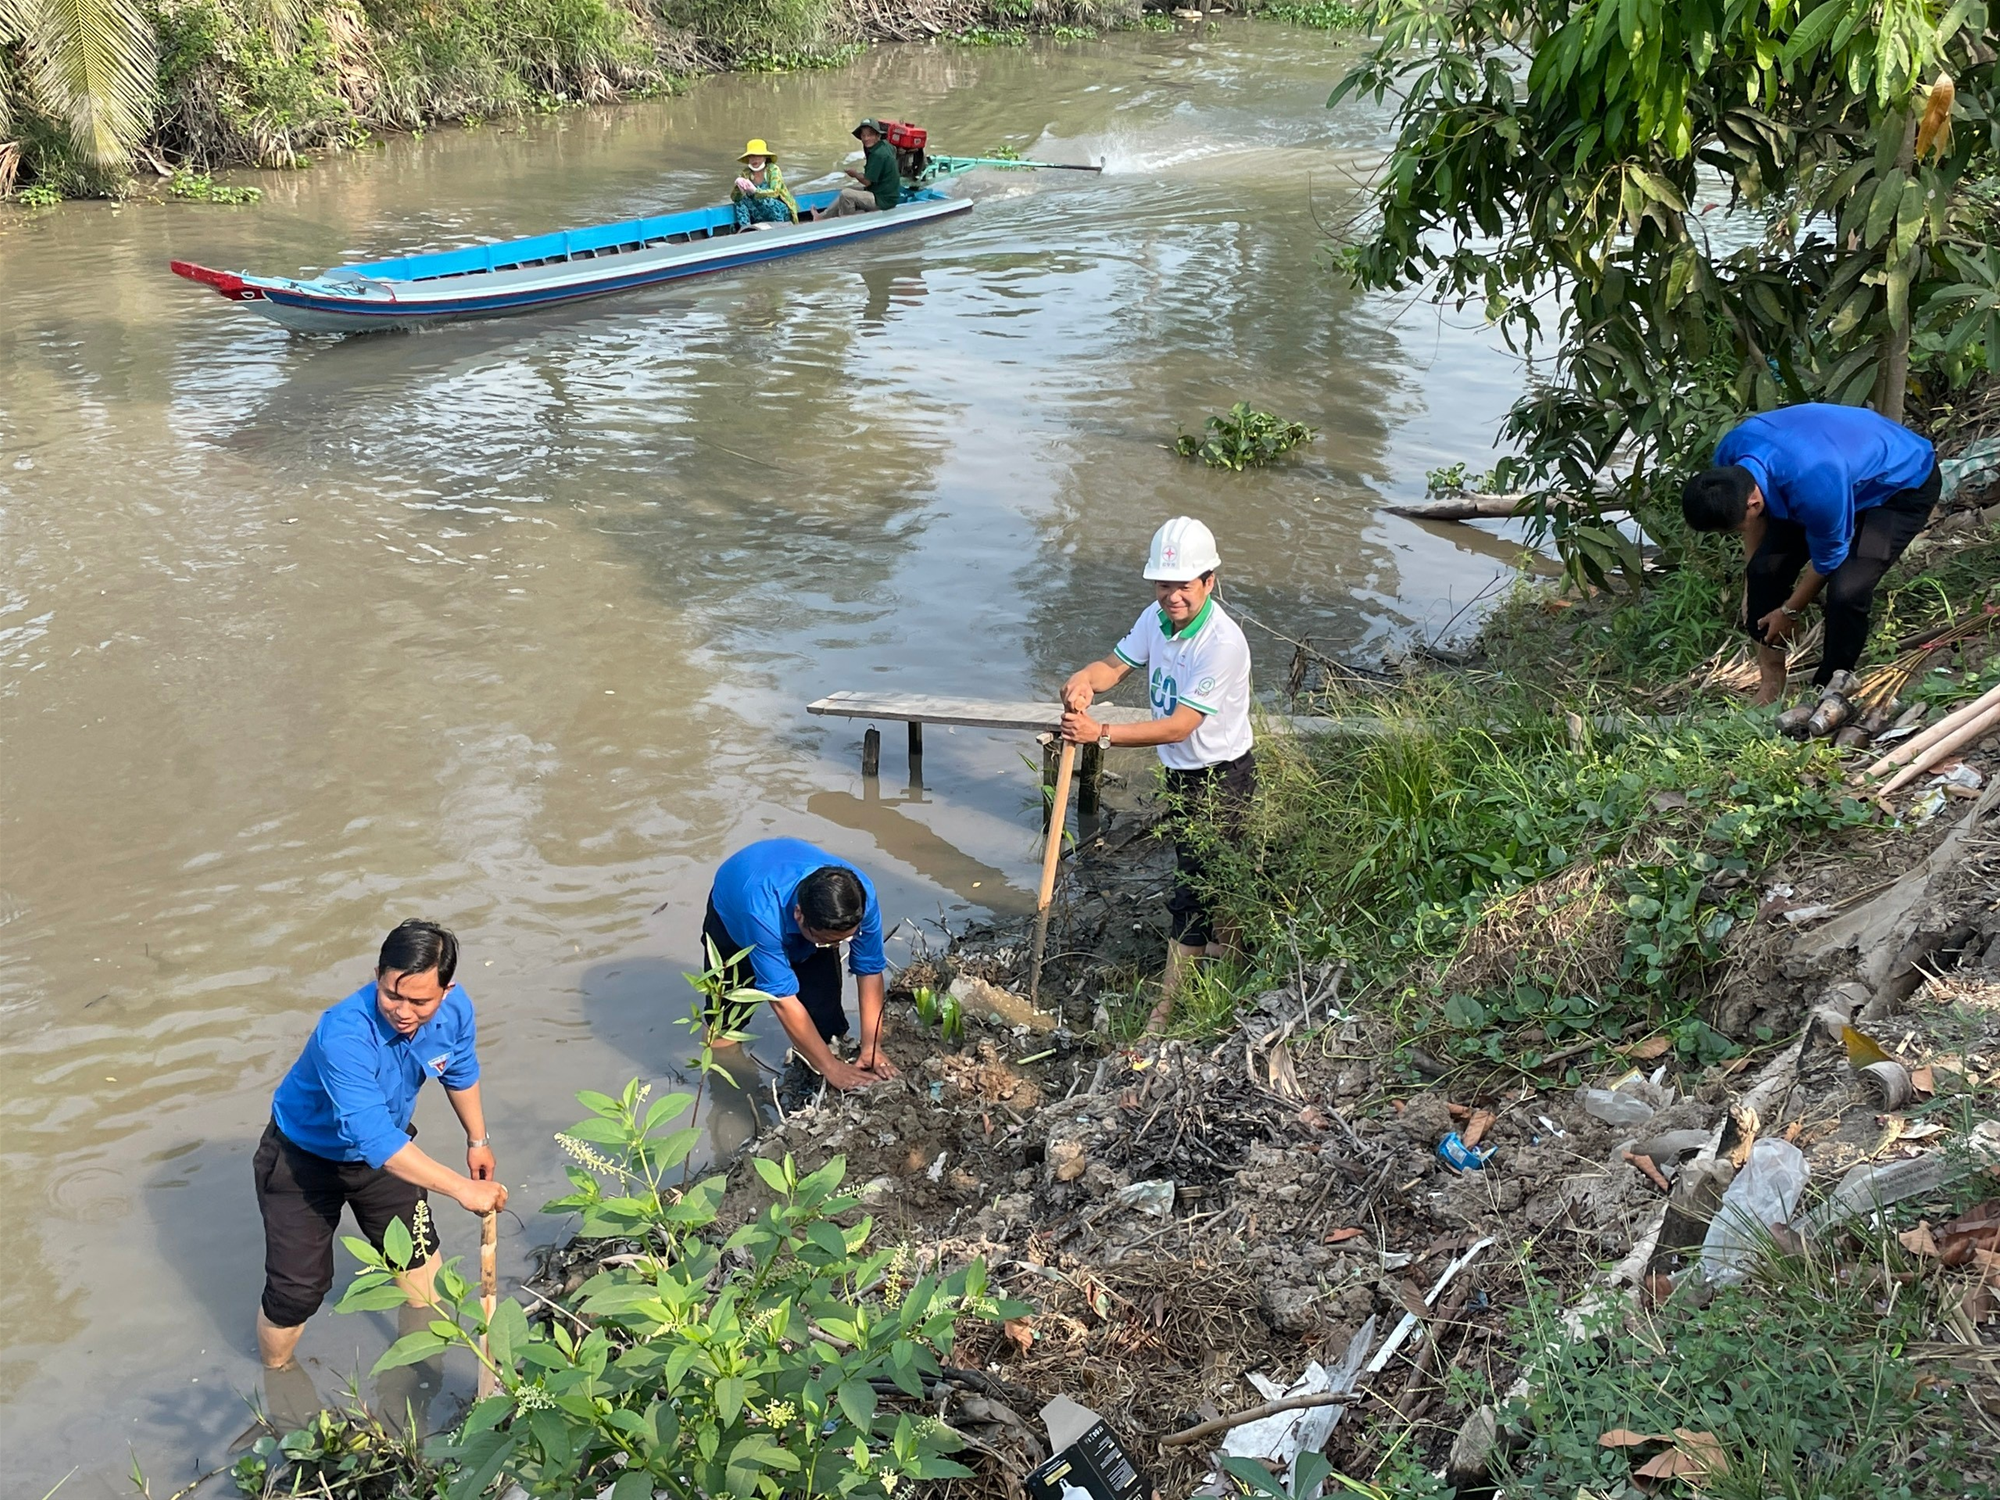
[1028,739,1077,1009]
[478,1212,498,1399]
[1077,741,1103,816]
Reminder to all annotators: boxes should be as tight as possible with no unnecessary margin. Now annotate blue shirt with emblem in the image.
[1712,404,1935,574]
[271,981,481,1168]
[708,838,887,999]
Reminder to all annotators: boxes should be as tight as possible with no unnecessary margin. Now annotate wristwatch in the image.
[1098,730,1112,750]
[467,1135,491,1149]
[1778,605,1800,620]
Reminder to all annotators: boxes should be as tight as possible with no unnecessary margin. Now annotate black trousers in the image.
[1744,463,1940,685]
[1162,751,1257,949]
[700,899,849,1043]
[253,1120,437,1327]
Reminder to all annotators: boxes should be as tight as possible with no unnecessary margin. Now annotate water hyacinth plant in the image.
[1174,403,1317,470]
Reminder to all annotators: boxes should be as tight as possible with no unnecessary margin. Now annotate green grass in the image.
[1495,1210,2000,1500]
[1194,675,1872,1068]
[1097,956,1248,1043]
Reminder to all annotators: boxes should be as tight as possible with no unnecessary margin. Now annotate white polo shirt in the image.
[1113,597,1254,771]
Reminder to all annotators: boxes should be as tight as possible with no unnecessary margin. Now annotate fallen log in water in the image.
[1385,492,1633,521]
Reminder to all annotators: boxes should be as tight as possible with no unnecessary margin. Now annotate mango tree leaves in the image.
[1333,0,1995,583]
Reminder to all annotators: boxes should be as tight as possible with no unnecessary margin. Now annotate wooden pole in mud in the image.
[478,1213,498,1399]
[1077,741,1103,816]
[1028,738,1077,1010]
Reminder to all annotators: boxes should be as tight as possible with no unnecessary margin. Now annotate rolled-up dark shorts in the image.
[253,1119,437,1328]
[699,899,848,1042]
[1162,750,1257,949]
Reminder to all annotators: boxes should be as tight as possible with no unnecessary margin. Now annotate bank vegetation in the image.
[0,0,1140,199]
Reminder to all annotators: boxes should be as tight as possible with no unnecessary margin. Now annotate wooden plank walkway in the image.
[808,691,1152,733]
[808,691,1390,739]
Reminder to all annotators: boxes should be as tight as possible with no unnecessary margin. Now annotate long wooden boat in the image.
[170,185,972,334]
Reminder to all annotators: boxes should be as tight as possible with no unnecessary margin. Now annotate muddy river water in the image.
[0,24,1526,1491]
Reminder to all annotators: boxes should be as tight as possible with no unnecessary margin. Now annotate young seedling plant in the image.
[327,947,1025,1497]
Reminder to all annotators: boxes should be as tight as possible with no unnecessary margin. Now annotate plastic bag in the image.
[1577,1088,1656,1127]
[1701,1138,1807,1284]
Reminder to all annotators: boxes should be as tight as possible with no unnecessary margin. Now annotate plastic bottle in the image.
[1701,1138,1808,1284]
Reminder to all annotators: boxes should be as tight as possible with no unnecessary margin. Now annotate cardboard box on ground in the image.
[1026,1396,1151,1500]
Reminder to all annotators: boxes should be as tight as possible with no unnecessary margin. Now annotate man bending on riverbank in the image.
[701,838,899,1091]
[1060,516,1255,1029]
[1682,404,1939,725]
[255,920,507,1373]
[824,120,902,218]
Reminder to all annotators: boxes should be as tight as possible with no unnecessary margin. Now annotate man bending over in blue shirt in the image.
[1682,403,1939,719]
[701,838,899,1092]
[255,920,508,1373]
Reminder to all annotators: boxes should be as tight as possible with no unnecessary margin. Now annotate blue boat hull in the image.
[172,188,972,334]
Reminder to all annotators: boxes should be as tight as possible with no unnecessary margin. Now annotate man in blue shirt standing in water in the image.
[700,838,899,1092]
[1681,403,1939,726]
[254,920,508,1373]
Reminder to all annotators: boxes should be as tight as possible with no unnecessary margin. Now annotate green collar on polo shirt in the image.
[1156,595,1215,641]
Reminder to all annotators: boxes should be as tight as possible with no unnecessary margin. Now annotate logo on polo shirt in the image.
[1196,675,1216,697]
[1150,667,1178,715]
[426,1052,452,1076]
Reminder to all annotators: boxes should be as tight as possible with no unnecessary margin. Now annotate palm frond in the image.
[1,0,32,141]
[17,0,155,170]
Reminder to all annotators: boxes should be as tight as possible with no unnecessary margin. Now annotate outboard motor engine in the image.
[880,119,929,180]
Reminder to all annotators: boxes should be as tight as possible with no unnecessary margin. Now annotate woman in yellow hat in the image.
[730,140,799,230]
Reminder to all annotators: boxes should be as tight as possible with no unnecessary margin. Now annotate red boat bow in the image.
[169,261,265,301]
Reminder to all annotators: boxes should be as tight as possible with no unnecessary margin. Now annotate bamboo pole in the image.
[1027,739,1078,1010]
[1874,704,2000,797]
[1854,682,2000,782]
[478,1212,498,1399]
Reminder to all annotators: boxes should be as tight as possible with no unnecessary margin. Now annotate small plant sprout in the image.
[911,985,939,1026]
[937,991,964,1044]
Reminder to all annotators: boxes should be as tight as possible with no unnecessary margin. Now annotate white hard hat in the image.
[1143,516,1221,581]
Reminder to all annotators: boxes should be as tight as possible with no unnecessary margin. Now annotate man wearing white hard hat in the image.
[1060,517,1254,1027]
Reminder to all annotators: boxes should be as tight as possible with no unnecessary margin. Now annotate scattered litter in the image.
[1780,903,1835,924]
[1635,1128,1709,1162]
[927,1150,949,1182]
[1211,1325,1373,1492]
[1702,1138,1807,1284]
[1858,1060,1914,1110]
[1928,761,1986,792]
[1367,1237,1494,1375]
[949,972,1057,1032]
[1578,1087,1656,1127]
[1804,1151,1957,1235]
[1111,1180,1176,1218]
[1437,1131,1495,1171]
[1028,1396,1148,1500]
